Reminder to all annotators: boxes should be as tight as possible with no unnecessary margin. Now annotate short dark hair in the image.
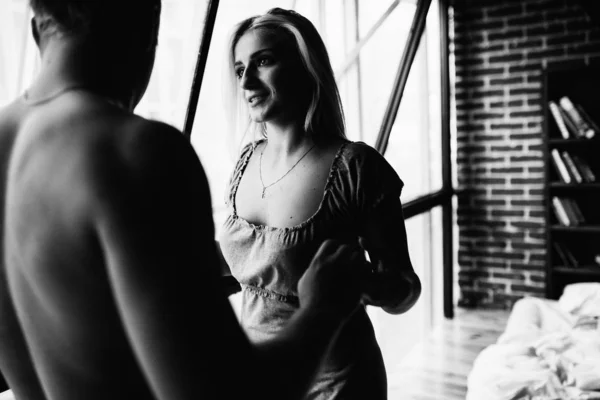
[29,0,161,39]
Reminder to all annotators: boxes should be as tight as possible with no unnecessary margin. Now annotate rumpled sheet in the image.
[467,283,600,400]
[0,390,13,400]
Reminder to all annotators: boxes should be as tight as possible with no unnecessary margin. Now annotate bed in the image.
[467,283,600,400]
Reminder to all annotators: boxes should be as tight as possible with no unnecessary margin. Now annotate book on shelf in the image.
[559,96,596,139]
[553,241,579,267]
[564,245,579,267]
[561,151,583,183]
[562,108,584,138]
[550,149,572,183]
[551,197,585,226]
[551,196,572,226]
[576,104,600,136]
[564,198,585,224]
[553,242,570,266]
[571,155,596,182]
[561,107,582,138]
[549,101,571,139]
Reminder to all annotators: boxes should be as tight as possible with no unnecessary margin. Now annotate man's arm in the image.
[252,239,363,397]
[0,281,46,399]
[92,121,360,400]
[214,240,231,276]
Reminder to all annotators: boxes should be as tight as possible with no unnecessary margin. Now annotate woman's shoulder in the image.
[340,141,380,158]
[337,141,394,171]
[232,138,265,168]
[336,140,404,189]
[226,139,265,196]
[238,138,266,157]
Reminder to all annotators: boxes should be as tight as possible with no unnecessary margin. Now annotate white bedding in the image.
[0,390,13,400]
[467,283,600,400]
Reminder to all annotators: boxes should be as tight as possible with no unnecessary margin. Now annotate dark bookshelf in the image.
[548,138,593,145]
[544,65,600,299]
[554,266,600,276]
[550,183,600,190]
[550,225,600,233]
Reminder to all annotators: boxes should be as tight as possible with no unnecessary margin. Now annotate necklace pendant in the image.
[262,187,266,199]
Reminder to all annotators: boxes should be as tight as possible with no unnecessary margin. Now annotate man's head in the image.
[29,0,162,109]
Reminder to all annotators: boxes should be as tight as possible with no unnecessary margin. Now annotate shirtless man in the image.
[0,1,364,399]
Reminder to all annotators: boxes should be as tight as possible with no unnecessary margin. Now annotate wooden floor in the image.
[387,309,510,400]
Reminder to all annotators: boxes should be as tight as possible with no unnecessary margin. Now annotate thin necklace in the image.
[259,141,316,199]
[22,84,89,106]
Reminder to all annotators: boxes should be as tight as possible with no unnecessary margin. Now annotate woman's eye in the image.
[235,67,245,79]
[258,57,272,66]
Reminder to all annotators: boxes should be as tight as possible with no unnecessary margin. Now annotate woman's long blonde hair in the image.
[224,8,346,144]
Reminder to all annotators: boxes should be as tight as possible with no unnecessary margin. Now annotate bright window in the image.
[368,205,443,378]
[0,0,448,384]
[0,0,38,106]
[136,0,208,129]
[384,1,443,203]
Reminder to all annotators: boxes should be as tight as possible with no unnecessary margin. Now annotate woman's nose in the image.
[239,66,258,90]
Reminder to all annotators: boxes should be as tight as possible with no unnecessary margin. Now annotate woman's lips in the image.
[248,94,267,107]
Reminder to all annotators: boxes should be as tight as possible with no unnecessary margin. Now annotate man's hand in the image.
[298,239,365,321]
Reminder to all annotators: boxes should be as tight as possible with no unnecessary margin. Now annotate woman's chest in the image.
[235,154,331,229]
[219,216,356,291]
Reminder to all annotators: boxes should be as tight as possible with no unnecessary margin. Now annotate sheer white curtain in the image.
[0,0,208,128]
[136,0,208,129]
[0,0,38,107]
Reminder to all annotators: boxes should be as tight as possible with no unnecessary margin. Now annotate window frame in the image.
[183,0,454,318]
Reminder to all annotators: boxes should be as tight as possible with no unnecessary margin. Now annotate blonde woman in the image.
[219,8,421,400]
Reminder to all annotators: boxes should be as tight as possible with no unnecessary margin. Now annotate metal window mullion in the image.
[374,0,432,155]
[341,0,364,141]
[439,0,453,319]
[182,0,220,139]
[353,0,365,142]
[335,0,401,80]
[402,189,450,220]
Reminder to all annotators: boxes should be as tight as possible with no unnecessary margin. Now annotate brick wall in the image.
[453,0,600,308]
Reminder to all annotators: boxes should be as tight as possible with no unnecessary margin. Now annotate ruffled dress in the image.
[219,139,403,400]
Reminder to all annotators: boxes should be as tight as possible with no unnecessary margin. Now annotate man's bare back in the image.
[0,92,46,399]
[0,90,235,399]
[1,92,364,400]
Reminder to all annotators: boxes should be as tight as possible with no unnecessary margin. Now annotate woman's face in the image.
[233,28,307,125]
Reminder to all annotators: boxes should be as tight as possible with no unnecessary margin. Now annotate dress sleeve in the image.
[341,142,404,225]
[224,141,258,208]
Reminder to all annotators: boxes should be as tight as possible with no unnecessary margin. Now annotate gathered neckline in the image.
[230,139,350,232]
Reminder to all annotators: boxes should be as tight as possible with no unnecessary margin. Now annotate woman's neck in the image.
[264,120,313,156]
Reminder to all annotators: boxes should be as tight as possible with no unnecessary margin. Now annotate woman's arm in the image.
[360,196,421,315]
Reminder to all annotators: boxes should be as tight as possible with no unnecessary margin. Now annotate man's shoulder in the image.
[112,116,199,178]
[39,101,192,174]
[119,116,188,156]
[0,99,25,143]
